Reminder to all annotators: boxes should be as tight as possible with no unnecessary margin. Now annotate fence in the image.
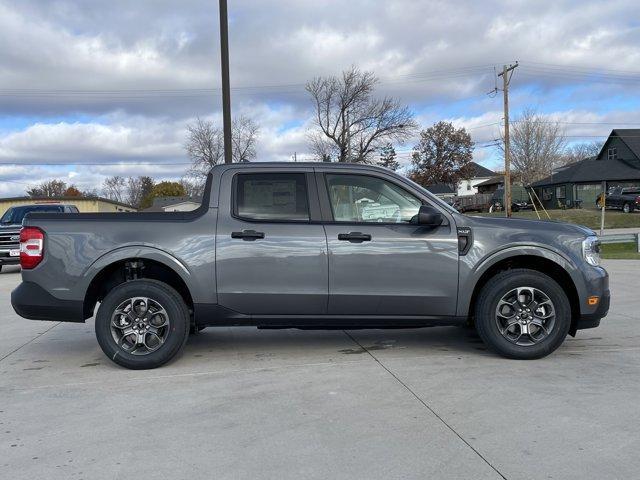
[598,233,640,253]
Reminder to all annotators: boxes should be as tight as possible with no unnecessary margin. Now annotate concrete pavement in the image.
[0,261,639,480]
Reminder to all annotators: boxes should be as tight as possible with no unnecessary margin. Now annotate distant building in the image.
[456,162,497,196]
[0,196,136,214]
[143,196,202,212]
[531,129,640,209]
[424,183,456,199]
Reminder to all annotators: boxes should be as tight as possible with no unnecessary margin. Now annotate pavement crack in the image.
[343,330,508,480]
[0,322,61,363]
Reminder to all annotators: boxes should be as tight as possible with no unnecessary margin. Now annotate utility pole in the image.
[292,152,297,162]
[498,62,518,217]
[219,0,232,164]
[346,110,352,162]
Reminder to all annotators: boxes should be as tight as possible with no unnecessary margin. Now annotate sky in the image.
[1,0,639,197]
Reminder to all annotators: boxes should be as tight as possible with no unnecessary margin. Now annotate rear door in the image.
[317,169,459,316]
[215,167,328,315]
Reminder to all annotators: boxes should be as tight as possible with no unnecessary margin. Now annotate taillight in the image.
[20,227,44,269]
[636,196,640,205]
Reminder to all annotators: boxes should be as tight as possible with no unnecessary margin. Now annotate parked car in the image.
[597,187,640,213]
[11,163,609,369]
[0,204,78,273]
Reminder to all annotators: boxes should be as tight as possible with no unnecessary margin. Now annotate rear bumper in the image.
[11,281,84,322]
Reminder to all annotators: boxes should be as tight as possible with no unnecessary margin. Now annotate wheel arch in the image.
[82,248,194,321]
[462,250,581,333]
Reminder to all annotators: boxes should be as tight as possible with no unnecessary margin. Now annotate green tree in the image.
[377,143,399,171]
[140,181,186,209]
[410,121,474,187]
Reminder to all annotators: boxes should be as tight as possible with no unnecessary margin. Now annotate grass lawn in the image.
[600,242,640,260]
[477,208,640,230]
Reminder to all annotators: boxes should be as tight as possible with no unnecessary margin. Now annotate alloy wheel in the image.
[110,297,170,355]
[495,286,556,346]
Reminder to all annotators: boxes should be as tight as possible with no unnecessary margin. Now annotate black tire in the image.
[95,279,190,369]
[623,203,633,213]
[0,265,3,273]
[474,269,571,359]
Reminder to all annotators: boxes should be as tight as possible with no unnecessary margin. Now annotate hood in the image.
[0,223,21,230]
[462,214,595,237]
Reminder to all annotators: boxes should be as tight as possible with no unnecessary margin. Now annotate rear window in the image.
[234,173,309,221]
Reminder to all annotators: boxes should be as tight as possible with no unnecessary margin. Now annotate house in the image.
[456,162,497,196]
[0,196,136,214]
[143,196,202,212]
[531,129,640,209]
[424,183,456,199]
[475,176,505,194]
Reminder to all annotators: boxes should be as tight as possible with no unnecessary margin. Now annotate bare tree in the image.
[306,66,417,163]
[125,176,155,208]
[410,122,474,187]
[102,176,127,203]
[500,108,566,184]
[185,115,260,180]
[561,141,602,165]
[179,177,205,198]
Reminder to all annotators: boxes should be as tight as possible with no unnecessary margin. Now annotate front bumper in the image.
[11,281,84,322]
[0,252,20,266]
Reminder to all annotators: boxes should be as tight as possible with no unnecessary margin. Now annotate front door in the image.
[318,171,459,316]
[216,169,328,315]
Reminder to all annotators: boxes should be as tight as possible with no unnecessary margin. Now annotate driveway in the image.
[0,261,638,480]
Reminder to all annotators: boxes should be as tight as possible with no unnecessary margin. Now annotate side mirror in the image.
[412,205,443,227]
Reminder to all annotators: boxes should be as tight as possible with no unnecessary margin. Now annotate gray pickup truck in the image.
[11,163,609,369]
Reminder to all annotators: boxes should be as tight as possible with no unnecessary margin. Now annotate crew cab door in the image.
[317,169,459,316]
[215,168,328,315]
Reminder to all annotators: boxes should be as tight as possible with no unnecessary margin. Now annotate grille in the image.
[0,229,21,251]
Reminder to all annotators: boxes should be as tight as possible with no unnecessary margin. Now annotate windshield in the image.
[0,205,63,225]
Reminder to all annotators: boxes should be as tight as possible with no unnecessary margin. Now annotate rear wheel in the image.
[95,279,190,369]
[623,203,633,213]
[475,269,571,359]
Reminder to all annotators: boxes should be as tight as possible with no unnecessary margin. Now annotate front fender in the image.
[457,245,585,317]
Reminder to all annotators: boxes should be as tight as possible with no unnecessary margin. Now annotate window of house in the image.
[325,174,422,223]
[555,186,566,199]
[466,183,472,191]
[235,173,309,221]
[542,188,553,201]
[607,148,617,161]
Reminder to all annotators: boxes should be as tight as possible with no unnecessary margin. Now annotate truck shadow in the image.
[184,325,488,359]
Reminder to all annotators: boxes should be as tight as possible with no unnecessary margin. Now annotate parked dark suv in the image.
[0,204,78,272]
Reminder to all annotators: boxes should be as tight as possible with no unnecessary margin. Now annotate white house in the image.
[143,196,202,212]
[456,162,497,196]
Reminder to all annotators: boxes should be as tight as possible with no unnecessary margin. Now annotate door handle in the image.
[338,232,372,242]
[231,230,265,241]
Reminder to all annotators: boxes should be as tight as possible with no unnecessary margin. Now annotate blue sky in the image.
[1,0,639,197]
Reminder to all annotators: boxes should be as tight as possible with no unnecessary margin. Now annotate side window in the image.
[325,174,422,223]
[235,173,309,221]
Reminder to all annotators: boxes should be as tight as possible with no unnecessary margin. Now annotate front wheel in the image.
[474,269,571,359]
[95,279,190,369]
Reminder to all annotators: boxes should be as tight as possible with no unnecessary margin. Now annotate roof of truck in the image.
[210,161,395,172]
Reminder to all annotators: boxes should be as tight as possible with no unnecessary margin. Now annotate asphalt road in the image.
[0,261,638,480]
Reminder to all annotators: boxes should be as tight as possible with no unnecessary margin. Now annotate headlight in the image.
[582,236,601,266]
